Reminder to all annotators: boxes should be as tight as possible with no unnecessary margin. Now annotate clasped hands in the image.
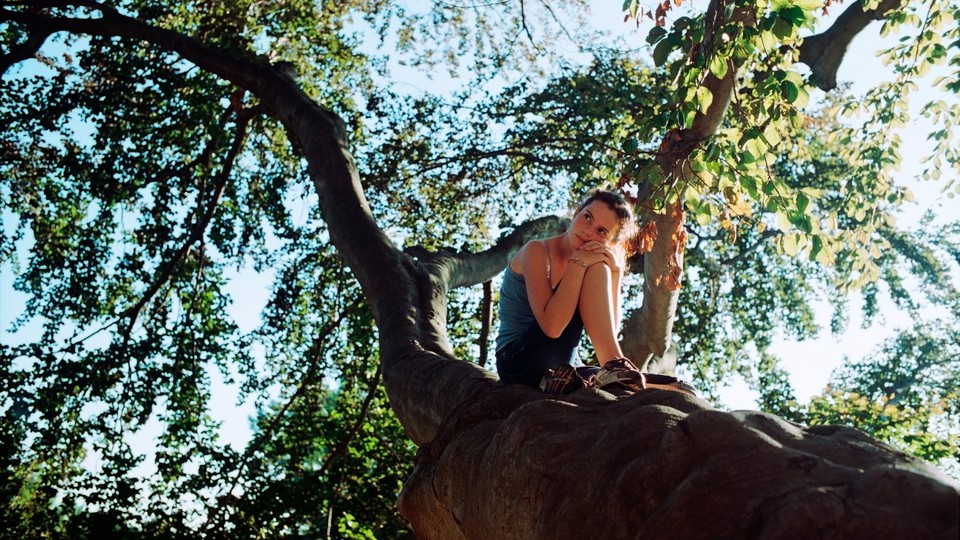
[572,241,625,273]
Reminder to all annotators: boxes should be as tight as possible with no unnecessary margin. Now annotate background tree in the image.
[1,0,959,537]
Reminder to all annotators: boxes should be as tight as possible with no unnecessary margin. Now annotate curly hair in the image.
[575,189,638,243]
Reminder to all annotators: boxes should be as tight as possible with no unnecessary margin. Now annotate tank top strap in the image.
[541,239,553,287]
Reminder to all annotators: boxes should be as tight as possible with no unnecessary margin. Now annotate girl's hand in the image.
[574,241,623,272]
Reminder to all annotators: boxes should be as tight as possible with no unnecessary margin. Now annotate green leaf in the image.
[782,80,800,103]
[653,37,672,66]
[741,176,759,200]
[809,234,823,261]
[705,141,720,161]
[776,209,792,231]
[789,211,813,234]
[740,127,761,144]
[759,29,778,51]
[744,137,767,161]
[773,0,824,10]
[778,6,807,25]
[647,26,667,45]
[696,85,714,114]
[772,17,795,40]
[815,237,835,266]
[781,232,799,255]
[695,210,712,227]
[709,54,729,79]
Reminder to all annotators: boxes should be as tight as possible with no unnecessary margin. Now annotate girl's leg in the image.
[578,263,624,365]
[497,317,583,388]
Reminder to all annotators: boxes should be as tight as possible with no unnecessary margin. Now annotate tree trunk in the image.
[7,2,958,537]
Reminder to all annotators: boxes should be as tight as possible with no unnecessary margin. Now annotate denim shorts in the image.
[495,312,584,388]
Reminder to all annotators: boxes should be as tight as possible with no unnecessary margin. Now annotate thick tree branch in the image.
[799,0,906,90]
[399,384,960,538]
[621,203,686,366]
[0,23,51,76]
[443,215,566,289]
[401,216,566,357]
[627,0,745,369]
[387,345,496,446]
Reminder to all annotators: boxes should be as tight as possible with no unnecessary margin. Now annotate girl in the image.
[495,190,695,395]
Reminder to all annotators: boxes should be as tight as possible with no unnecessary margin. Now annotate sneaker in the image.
[595,358,646,392]
[539,364,588,394]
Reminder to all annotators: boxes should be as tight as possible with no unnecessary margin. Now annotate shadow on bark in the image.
[399,384,960,539]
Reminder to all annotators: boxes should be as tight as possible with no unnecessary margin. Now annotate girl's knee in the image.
[583,262,613,283]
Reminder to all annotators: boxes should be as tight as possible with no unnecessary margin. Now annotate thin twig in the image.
[203,297,363,532]
[119,104,264,345]
[719,229,780,266]
[318,361,384,477]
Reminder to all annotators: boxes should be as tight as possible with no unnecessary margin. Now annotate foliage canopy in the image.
[1,0,959,536]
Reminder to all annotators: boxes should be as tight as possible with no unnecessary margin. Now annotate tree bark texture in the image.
[398,385,960,539]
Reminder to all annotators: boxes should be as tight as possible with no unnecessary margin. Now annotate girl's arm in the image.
[514,241,586,338]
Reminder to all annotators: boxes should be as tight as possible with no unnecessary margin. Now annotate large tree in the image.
[1,0,959,537]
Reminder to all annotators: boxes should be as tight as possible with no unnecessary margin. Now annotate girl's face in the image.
[570,201,622,248]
